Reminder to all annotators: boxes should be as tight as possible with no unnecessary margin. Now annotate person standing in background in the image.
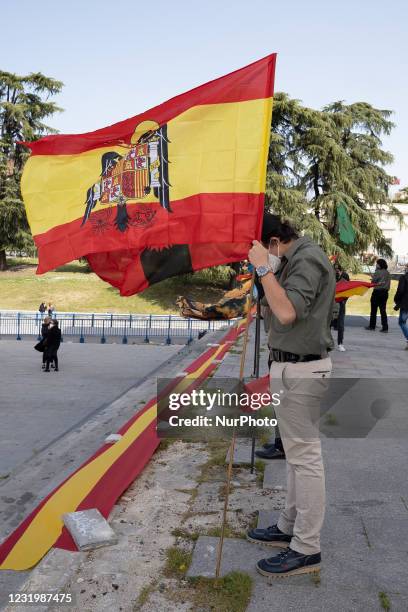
[40,316,51,369]
[39,302,47,314]
[333,263,350,352]
[47,302,56,317]
[394,263,408,349]
[366,259,391,332]
[44,320,61,372]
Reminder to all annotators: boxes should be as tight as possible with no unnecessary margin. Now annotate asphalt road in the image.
[0,341,180,478]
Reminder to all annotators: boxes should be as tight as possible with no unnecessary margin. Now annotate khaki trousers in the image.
[270,357,332,554]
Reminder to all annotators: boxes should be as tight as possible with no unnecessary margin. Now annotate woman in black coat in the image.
[44,320,62,372]
[40,316,51,369]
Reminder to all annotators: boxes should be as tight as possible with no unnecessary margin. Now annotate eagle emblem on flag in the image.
[81,120,170,232]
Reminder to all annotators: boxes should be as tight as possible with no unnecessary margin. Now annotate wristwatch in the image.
[256,264,272,278]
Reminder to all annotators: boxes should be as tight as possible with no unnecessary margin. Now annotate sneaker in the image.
[256,547,321,577]
[262,437,284,451]
[365,326,375,331]
[338,344,346,352]
[247,524,291,547]
[44,369,50,372]
[54,368,59,372]
[262,442,276,450]
[255,446,285,460]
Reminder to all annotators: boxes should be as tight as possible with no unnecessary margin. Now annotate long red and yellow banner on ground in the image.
[0,319,248,571]
[21,55,276,295]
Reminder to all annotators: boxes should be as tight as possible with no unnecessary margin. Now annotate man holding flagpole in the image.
[247,213,335,578]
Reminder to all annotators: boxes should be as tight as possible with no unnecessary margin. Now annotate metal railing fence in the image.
[0,311,236,345]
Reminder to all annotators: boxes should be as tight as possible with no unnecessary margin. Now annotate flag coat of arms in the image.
[21,54,277,295]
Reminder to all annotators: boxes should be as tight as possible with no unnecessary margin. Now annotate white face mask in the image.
[268,254,281,273]
[268,242,281,273]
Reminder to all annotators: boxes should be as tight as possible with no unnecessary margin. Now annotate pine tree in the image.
[266,93,399,269]
[0,71,63,269]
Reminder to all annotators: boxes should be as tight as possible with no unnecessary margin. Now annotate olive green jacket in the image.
[371,268,391,291]
[265,236,336,355]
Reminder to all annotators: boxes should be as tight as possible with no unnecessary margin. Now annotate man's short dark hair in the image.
[261,213,299,244]
[377,258,388,270]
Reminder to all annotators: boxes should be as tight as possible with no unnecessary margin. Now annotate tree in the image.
[0,71,63,270]
[266,93,399,269]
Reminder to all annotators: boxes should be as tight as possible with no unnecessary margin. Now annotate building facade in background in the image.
[378,198,408,265]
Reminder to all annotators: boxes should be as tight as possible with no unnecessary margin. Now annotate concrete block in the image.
[104,433,122,444]
[225,438,262,465]
[187,536,260,579]
[62,509,118,551]
[262,462,287,490]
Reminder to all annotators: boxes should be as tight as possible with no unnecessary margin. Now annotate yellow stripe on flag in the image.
[22,99,272,236]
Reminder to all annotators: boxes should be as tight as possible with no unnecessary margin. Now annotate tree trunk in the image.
[0,249,7,271]
[313,163,320,220]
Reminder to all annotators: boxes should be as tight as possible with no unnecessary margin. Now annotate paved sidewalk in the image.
[188,315,408,611]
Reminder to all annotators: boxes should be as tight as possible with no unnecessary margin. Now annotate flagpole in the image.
[215,270,255,580]
[249,293,262,473]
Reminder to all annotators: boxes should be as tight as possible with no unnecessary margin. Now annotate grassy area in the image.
[188,572,252,612]
[164,546,193,577]
[0,257,229,314]
[0,257,399,315]
[378,591,391,611]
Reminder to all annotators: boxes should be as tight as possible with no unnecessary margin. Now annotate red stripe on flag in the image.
[55,419,160,550]
[34,192,264,276]
[336,280,374,293]
[23,55,276,156]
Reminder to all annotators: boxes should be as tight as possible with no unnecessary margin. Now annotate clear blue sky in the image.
[2,0,407,190]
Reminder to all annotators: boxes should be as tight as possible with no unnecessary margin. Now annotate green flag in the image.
[336,203,355,244]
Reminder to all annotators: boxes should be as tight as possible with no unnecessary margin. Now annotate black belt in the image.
[270,349,323,363]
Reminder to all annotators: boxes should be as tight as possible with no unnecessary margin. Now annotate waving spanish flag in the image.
[335,279,375,302]
[21,55,276,295]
